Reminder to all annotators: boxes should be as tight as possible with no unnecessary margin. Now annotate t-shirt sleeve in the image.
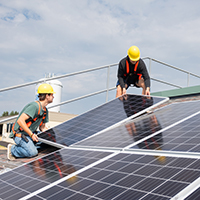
[23,102,38,119]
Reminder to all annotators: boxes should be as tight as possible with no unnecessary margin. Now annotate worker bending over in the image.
[116,45,151,98]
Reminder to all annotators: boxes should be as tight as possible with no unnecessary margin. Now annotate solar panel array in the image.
[1,96,200,200]
[129,112,200,153]
[38,94,167,147]
[0,148,113,200]
[25,153,200,200]
[73,100,200,150]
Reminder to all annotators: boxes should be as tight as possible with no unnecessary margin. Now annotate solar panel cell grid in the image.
[32,153,200,200]
[38,95,166,147]
[130,113,200,153]
[0,149,112,200]
[74,101,200,149]
[2,97,200,200]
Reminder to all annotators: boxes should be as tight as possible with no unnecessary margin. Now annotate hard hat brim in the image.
[129,56,140,61]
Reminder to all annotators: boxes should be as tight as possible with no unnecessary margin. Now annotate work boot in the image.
[7,144,15,161]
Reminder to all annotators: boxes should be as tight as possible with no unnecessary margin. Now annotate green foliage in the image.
[1,111,19,117]
[2,111,9,116]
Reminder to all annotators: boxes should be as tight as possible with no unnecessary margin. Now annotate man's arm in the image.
[140,60,151,95]
[145,87,150,96]
[17,113,38,142]
[117,59,126,89]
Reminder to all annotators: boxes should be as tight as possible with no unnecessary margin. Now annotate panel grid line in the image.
[38,95,168,147]
[38,152,200,200]
[73,100,200,151]
[2,97,200,200]
[125,110,200,150]
[19,151,118,200]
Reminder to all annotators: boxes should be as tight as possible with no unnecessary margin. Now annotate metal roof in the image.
[151,85,200,98]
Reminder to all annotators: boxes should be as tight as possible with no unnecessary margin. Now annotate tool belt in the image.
[15,133,23,138]
[13,131,29,143]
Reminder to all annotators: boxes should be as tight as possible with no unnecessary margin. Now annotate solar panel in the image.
[73,100,200,149]
[185,187,200,200]
[130,112,200,153]
[20,152,200,200]
[38,94,167,147]
[0,148,113,200]
[2,98,200,200]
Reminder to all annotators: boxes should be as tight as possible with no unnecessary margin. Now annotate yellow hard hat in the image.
[127,46,140,61]
[37,83,55,94]
[155,155,166,164]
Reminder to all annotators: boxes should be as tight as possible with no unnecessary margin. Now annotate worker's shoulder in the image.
[119,56,128,65]
[24,101,39,110]
[138,58,144,63]
[138,58,147,67]
[27,101,39,106]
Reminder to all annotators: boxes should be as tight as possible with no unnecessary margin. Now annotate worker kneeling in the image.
[7,83,55,160]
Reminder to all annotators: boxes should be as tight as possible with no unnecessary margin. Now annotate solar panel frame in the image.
[3,98,200,200]
[0,148,116,200]
[72,100,200,150]
[127,111,200,154]
[38,94,168,148]
[172,177,200,200]
[19,151,200,200]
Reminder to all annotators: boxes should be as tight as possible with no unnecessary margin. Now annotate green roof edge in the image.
[151,85,200,97]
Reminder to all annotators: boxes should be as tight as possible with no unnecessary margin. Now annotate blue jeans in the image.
[11,136,38,158]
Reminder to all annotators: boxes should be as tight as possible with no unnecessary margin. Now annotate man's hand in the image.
[31,134,39,142]
[122,88,126,95]
[145,87,150,96]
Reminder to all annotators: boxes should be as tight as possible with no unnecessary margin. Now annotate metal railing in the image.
[0,57,200,123]
[0,63,117,103]
[144,57,200,88]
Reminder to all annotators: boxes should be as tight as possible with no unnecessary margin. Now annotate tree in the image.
[14,111,19,115]
[1,111,19,117]
[2,111,9,116]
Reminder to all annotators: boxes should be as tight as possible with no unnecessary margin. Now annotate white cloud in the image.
[0,0,200,114]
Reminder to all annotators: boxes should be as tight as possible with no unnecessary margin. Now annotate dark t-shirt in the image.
[117,56,150,88]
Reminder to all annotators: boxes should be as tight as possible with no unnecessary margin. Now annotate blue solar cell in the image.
[130,112,200,153]
[38,94,167,147]
[0,148,112,200]
[31,153,200,200]
[74,100,200,149]
[1,97,200,200]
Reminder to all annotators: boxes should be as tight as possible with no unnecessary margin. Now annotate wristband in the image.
[30,133,33,138]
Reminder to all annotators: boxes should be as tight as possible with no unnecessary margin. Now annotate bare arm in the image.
[145,87,150,96]
[17,113,38,142]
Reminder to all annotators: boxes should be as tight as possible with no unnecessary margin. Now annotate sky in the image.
[0,0,200,115]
